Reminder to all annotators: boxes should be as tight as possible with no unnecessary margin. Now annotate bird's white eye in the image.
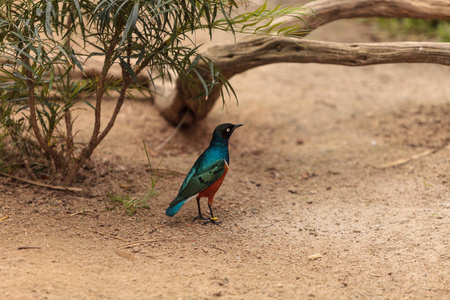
[226,128,231,132]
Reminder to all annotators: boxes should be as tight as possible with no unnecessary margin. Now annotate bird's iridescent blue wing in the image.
[169,159,226,207]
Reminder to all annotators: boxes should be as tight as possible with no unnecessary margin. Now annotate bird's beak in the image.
[233,124,243,131]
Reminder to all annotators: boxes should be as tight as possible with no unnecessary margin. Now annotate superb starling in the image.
[166,123,242,224]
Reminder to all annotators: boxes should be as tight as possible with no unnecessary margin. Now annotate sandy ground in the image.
[1,6,450,300]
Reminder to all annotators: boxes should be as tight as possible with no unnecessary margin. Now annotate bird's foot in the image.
[203,217,221,225]
[193,215,209,222]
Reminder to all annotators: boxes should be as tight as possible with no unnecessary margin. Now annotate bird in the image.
[166,123,243,224]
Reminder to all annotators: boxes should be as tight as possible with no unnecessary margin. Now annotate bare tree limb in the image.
[207,38,450,70]
[153,0,450,124]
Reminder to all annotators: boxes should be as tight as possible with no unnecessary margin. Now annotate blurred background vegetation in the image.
[377,19,450,42]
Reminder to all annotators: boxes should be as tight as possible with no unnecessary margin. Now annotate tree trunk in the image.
[153,0,450,124]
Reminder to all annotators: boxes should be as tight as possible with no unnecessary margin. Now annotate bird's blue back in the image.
[178,132,230,194]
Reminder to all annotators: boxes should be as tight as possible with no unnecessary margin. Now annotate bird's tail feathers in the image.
[166,200,186,217]
[165,195,197,217]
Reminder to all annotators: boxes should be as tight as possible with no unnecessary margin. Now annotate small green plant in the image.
[106,143,172,215]
[143,141,169,193]
[107,192,151,216]
[421,178,434,189]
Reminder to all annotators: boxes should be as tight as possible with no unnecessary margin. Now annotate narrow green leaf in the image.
[12,71,31,81]
[45,0,55,39]
[192,69,208,96]
[86,52,105,59]
[120,2,139,46]
[72,0,83,22]
[186,54,201,75]
[119,56,138,83]
[70,48,84,73]
[84,100,95,110]
[114,0,130,23]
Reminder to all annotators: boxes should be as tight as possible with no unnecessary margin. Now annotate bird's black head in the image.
[213,123,243,140]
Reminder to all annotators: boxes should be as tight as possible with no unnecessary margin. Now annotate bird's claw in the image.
[203,217,221,225]
[193,215,209,221]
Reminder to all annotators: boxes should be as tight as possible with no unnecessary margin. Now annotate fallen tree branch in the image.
[153,0,450,124]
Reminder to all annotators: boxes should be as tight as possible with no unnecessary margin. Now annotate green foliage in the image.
[0,0,309,184]
[229,3,309,36]
[107,192,151,216]
[377,18,450,42]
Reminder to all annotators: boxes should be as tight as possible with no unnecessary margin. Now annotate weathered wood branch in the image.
[213,38,450,68]
[206,38,450,72]
[153,0,450,124]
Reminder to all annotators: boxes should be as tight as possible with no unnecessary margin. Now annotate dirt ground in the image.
[1,8,450,300]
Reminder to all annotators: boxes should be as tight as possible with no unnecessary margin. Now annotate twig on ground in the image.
[85,228,130,242]
[0,172,82,192]
[210,245,227,253]
[69,210,97,217]
[115,248,136,260]
[0,215,9,221]
[118,238,195,249]
[379,143,449,168]
[18,246,41,250]
[147,225,162,235]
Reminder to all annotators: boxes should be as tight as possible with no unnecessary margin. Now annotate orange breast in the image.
[198,162,229,205]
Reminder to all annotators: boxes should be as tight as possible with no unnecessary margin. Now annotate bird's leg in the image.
[193,197,208,221]
[203,203,221,225]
